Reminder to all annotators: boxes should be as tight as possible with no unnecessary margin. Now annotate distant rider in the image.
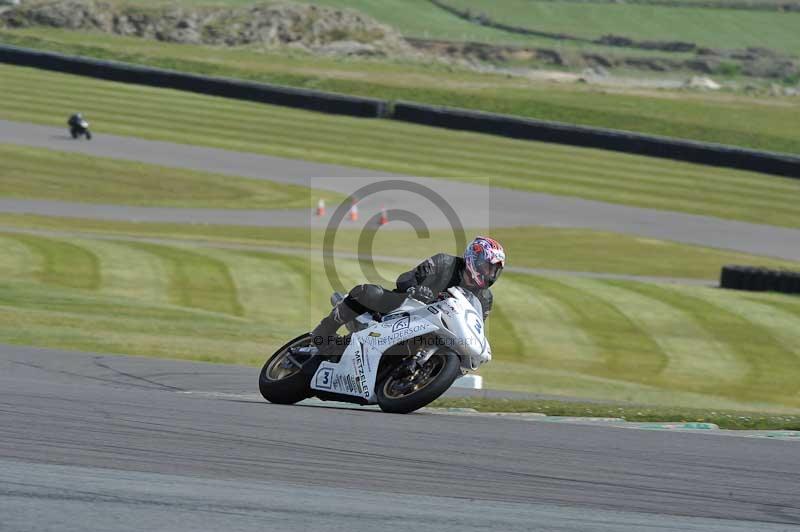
[67,112,84,129]
[67,112,90,139]
[310,236,506,350]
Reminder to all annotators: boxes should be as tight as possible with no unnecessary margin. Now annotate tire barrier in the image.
[720,265,800,294]
[0,44,389,118]
[3,43,800,178]
[392,102,800,179]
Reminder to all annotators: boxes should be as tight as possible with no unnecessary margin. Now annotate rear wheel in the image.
[377,350,461,414]
[259,334,316,405]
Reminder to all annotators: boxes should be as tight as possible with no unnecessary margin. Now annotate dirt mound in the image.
[0,0,411,55]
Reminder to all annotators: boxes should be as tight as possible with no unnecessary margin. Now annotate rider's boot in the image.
[309,300,359,356]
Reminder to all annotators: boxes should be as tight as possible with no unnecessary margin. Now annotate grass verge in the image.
[430,398,800,430]
[3,64,800,228]
[0,144,342,209]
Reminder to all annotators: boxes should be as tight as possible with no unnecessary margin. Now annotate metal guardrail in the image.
[0,44,389,118]
[392,102,800,179]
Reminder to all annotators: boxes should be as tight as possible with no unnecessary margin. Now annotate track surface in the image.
[3,120,800,260]
[1,345,799,532]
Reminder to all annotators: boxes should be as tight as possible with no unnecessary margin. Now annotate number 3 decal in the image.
[315,367,333,390]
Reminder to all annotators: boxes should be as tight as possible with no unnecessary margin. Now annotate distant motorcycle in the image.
[258,286,491,414]
[68,116,92,140]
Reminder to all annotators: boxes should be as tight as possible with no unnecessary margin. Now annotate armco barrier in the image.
[392,102,800,179]
[0,44,388,118]
[720,265,800,294]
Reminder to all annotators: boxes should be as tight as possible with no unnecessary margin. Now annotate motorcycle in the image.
[69,119,92,140]
[259,286,491,414]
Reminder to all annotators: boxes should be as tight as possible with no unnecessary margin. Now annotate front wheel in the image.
[259,333,316,405]
[377,350,461,414]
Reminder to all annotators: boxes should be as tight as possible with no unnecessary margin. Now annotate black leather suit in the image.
[340,253,493,320]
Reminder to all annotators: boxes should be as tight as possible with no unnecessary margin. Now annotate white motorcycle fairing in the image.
[310,286,491,404]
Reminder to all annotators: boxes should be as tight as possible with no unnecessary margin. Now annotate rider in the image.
[67,112,84,129]
[310,236,506,349]
[67,112,90,138]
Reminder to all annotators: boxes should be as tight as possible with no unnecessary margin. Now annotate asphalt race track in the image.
[3,119,800,261]
[1,345,799,532]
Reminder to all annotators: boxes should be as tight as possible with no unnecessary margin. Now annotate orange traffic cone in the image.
[379,206,388,226]
[348,200,359,222]
[316,198,326,217]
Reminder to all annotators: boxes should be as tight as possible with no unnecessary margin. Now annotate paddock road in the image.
[3,119,800,261]
[1,344,798,532]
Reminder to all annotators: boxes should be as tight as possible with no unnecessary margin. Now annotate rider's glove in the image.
[406,285,435,304]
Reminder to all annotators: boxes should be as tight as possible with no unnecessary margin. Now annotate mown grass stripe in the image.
[531,276,668,383]
[583,280,749,391]
[621,283,800,403]
[0,234,39,282]
[0,281,274,365]
[494,275,601,369]
[485,301,526,363]
[673,287,800,363]
[0,144,335,210]
[188,248,311,324]
[742,294,800,319]
[122,242,244,317]
[70,238,170,304]
[4,232,100,290]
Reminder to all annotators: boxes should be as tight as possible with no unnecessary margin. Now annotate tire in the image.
[85,130,92,140]
[719,265,739,289]
[764,270,780,292]
[741,267,758,291]
[70,128,78,139]
[259,333,315,405]
[789,273,800,294]
[377,350,461,414]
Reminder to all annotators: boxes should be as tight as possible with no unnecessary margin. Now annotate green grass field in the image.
[0,145,341,208]
[2,227,800,412]
[3,64,800,229]
[3,28,800,156]
[449,0,800,55]
[96,0,800,56]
